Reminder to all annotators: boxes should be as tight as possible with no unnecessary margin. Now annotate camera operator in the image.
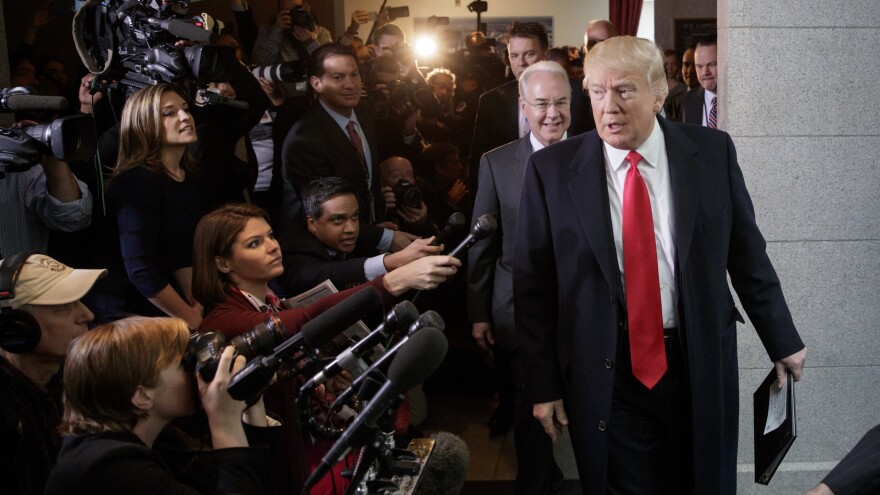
[0,124,92,256]
[252,0,330,98]
[417,142,469,228]
[0,253,105,495]
[366,54,426,164]
[418,68,470,151]
[44,316,277,495]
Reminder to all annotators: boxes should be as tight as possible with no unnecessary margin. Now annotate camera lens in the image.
[229,314,288,361]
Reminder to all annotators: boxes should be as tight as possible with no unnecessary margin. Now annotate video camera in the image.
[72,0,236,98]
[0,88,97,177]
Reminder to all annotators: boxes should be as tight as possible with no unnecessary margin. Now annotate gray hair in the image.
[519,61,571,101]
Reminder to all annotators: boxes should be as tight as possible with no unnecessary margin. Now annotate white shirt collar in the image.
[529,131,568,152]
[604,117,665,172]
[319,98,359,129]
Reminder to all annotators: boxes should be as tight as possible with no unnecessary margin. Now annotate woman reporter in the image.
[45,317,273,495]
[90,84,204,328]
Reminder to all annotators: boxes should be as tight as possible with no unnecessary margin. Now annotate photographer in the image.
[252,0,330,98]
[0,128,92,255]
[379,156,435,238]
[44,316,275,495]
[417,142,469,228]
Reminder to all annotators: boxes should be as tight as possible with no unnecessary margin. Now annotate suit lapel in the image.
[503,82,520,141]
[513,136,533,193]
[566,132,620,293]
[314,103,363,167]
[659,118,702,268]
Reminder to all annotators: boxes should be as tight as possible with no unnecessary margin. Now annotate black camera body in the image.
[73,0,235,96]
[185,314,289,382]
[393,179,423,209]
[289,5,317,31]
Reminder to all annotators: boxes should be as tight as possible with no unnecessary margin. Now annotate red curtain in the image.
[610,0,644,36]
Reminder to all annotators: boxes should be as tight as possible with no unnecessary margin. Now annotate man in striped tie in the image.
[681,35,718,127]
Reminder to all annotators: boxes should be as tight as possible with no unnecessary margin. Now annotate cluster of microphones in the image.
[185,213,496,493]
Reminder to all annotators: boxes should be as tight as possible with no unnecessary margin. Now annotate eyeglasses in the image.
[522,98,570,112]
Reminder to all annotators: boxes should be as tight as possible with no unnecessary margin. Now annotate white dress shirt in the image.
[603,117,679,328]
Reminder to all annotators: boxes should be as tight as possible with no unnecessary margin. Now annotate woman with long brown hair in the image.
[90,83,205,328]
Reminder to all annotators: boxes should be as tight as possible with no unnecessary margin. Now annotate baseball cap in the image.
[0,254,106,310]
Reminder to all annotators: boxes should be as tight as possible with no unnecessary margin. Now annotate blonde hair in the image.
[109,83,198,184]
[60,317,191,434]
[583,36,669,102]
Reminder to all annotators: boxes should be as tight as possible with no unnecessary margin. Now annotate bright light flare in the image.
[414,36,437,58]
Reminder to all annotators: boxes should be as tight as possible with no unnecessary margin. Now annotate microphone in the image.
[0,88,68,112]
[447,214,497,259]
[298,301,418,401]
[430,212,466,248]
[226,287,382,401]
[147,17,217,44]
[413,432,470,494]
[302,327,448,493]
[330,311,444,413]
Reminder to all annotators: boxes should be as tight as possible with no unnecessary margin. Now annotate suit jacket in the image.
[513,117,804,494]
[467,136,533,351]
[681,86,706,125]
[275,222,372,296]
[467,78,595,192]
[281,102,385,249]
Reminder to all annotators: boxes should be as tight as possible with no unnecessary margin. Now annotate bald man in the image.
[584,19,618,52]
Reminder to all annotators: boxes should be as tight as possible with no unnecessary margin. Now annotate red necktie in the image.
[622,150,667,389]
[347,120,366,161]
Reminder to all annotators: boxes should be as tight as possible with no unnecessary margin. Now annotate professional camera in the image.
[185,314,292,382]
[0,88,97,177]
[370,79,442,121]
[251,60,308,83]
[289,5,317,31]
[72,0,236,97]
[392,179,423,209]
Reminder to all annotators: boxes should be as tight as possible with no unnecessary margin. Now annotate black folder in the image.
[753,369,797,485]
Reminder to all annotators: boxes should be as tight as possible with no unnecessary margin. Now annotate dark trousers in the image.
[503,348,564,494]
[607,330,693,495]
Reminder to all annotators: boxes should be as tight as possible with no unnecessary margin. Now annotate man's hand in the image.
[390,230,417,252]
[274,9,292,30]
[381,186,397,211]
[806,483,834,495]
[78,74,104,114]
[384,237,441,270]
[774,347,806,388]
[397,202,428,225]
[258,78,285,106]
[472,322,494,352]
[533,399,569,443]
[402,109,422,136]
[446,179,469,208]
[292,25,317,43]
[349,9,370,30]
[382,255,460,295]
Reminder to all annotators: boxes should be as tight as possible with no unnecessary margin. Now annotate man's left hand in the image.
[397,202,428,225]
[774,347,806,388]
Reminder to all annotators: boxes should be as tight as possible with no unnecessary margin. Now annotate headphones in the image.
[0,252,41,354]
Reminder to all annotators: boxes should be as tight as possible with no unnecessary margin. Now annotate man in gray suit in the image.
[468,61,572,493]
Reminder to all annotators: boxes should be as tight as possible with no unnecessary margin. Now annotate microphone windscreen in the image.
[387,327,447,391]
[5,94,68,111]
[473,214,497,240]
[301,286,382,349]
[447,212,466,230]
[415,432,470,495]
[409,311,445,335]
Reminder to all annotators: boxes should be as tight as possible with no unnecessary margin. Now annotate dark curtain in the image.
[610,0,644,36]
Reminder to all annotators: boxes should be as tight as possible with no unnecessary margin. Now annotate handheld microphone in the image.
[330,311,444,413]
[226,287,382,401]
[430,212,466,248]
[302,327,448,493]
[298,301,418,402]
[447,214,497,259]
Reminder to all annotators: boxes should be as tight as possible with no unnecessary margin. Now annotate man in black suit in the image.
[807,424,880,495]
[275,177,440,295]
[468,22,594,193]
[469,61,573,493]
[513,36,806,494]
[280,43,419,253]
[681,36,718,126]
